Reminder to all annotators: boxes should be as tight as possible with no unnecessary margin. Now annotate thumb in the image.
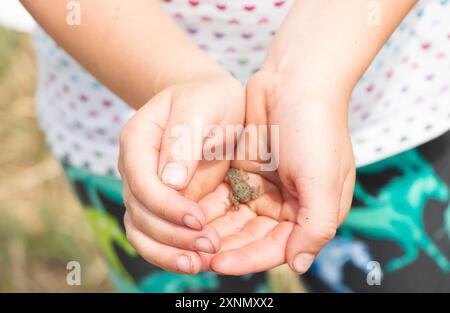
[285,175,341,274]
[158,106,223,191]
[158,115,202,190]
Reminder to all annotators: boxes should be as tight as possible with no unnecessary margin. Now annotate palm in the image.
[196,166,298,275]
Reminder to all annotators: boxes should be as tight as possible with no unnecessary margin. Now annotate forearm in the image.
[262,0,417,99]
[21,0,228,108]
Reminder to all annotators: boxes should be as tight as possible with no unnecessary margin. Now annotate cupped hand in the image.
[118,75,245,274]
[118,69,355,277]
[209,70,356,275]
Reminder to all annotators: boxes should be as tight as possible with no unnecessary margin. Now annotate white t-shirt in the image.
[33,0,450,177]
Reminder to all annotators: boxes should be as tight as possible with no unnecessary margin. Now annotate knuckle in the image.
[165,230,179,246]
[122,189,131,209]
[134,219,146,234]
[123,202,142,233]
[124,228,133,246]
[124,202,147,233]
[128,175,145,199]
[159,206,171,222]
[119,121,139,148]
[125,232,142,259]
[124,231,132,247]
[267,233,285,254]
[119,124,131,146]
[123,215,135,245]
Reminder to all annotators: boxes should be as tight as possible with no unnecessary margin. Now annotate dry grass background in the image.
[0,27,112,292]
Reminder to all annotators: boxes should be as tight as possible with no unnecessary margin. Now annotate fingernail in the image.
[162,162,187,187]
[183,214,202,230]
[194,237,215,254]
[176,255,193,273]
[293,253,315,274]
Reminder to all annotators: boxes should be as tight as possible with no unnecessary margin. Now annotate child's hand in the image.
[118,75,245,274]
[224,0,415,275]
[252,70,356,274]
[211,70,356,275]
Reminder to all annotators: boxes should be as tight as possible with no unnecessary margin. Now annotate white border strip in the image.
[0,0,35,33]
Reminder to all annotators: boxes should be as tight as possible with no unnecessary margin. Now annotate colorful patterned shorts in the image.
[63,132,450,292]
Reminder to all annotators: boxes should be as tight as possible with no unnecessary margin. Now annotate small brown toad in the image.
[227,168,259,210]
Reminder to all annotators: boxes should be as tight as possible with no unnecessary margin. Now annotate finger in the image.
[198,183,232,223]
[124,187,220,253]
[243,173,283,219]
[278,188,301,222]
[219,216,278,251]
[286,175,341,274]
[157,94,225,191]
[233,74,280,183]
[208,206,256,239]
[211,222,294,275]
[232,123,280,184]
[124,212,206,274]
[197,216,278,268]
[119,92,206,230]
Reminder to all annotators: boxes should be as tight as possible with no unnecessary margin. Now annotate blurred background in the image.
[0,0,112,292]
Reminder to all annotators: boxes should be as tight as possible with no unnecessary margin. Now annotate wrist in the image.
[261,37,360,101]
[154,57,232,95]
[251,69,350,114]
[259,59,355,102]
